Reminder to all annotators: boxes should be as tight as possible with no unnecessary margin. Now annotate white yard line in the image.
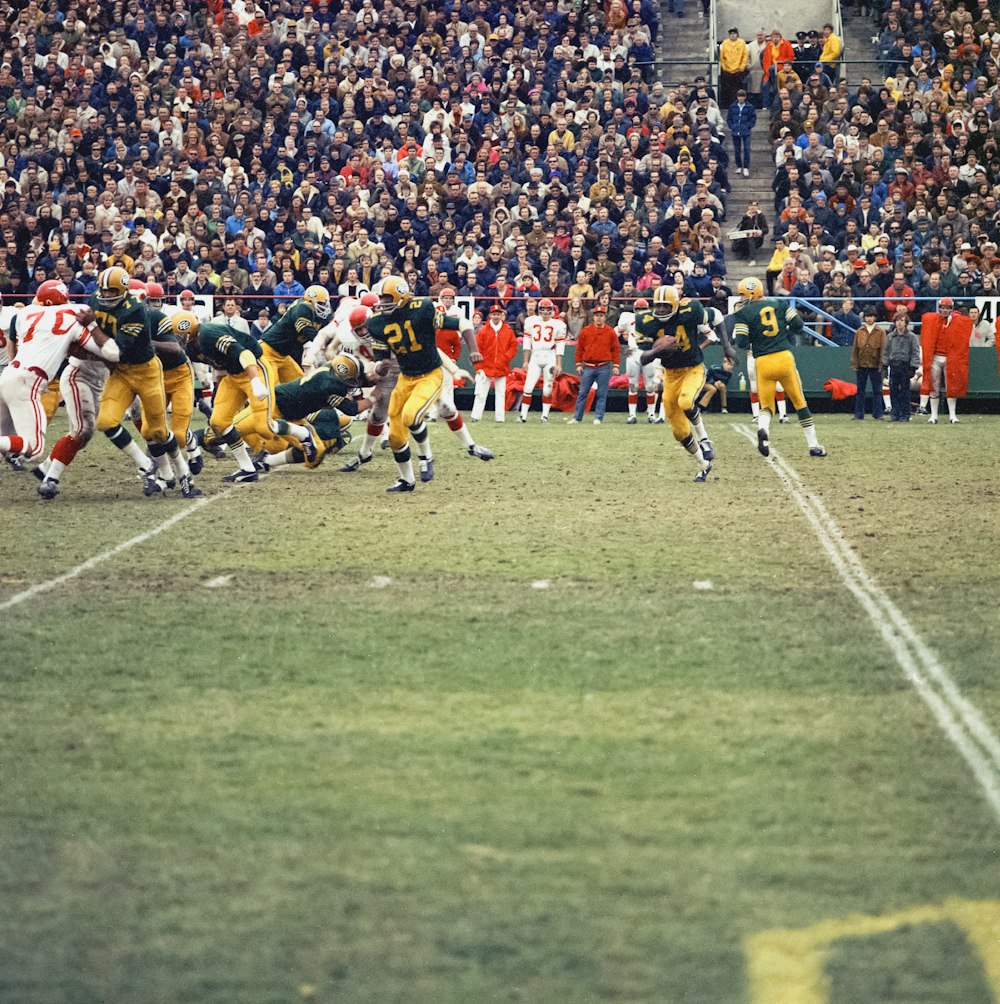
[733,424,1000,824]
[0,491,231,612]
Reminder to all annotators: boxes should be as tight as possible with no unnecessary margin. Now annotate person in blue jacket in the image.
[726,89,757,178]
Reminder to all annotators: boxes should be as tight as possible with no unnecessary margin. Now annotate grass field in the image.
[3,411,1000,1004]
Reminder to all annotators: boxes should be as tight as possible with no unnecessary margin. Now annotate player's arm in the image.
[784,303,805,336]
[554,321,566,371]
[73,305,120,362]
[443,309,482,364]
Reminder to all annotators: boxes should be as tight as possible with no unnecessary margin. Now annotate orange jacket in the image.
[762,38,795,76]
[575,322,620,367]
[475,320,518,377]
[920,311,971,397]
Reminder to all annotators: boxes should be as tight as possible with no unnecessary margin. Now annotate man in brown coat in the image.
[851,305,887,419]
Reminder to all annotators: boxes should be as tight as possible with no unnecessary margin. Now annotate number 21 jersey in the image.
[367,297,460,377]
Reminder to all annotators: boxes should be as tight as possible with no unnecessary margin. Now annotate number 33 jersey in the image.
[367,297,460,377]
[732,299,801,357]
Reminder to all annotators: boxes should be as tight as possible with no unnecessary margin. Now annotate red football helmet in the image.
[35,279,69,305]
[539,297,555,313]
[129,278,148,301]
[634,298,650,310]
[440,286,456,300]
[360,291,378,309]
[145,281,164,304]
[348,305,371,331]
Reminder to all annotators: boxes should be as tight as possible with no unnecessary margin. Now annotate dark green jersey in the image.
[635,298,706,369]
[275,363,360,419]
[260,301,322,363]
[89,293,153,364]
[367,297,460,377]
[733,298,802,357]
[148,307,188,371]
[189,321,262,375]
[305,408,349,446]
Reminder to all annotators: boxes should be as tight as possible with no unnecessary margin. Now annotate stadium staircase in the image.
[653,0,713,89]
[713,9,885,287]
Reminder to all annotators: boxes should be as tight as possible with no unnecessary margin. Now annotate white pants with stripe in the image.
[0,364,49,460]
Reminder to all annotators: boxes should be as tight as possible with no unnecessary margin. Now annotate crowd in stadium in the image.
[722,6,1000,344]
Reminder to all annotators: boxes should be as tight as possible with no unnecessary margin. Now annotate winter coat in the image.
[475,320,518,377]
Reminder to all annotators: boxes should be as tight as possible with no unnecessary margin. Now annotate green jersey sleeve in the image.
[196,322,263,374]
[149,307,188,370]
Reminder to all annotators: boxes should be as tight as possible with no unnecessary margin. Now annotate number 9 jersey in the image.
[732,299,802,357]
[367,297,460,377]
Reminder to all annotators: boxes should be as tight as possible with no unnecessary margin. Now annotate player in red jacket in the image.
[471,305,518,422]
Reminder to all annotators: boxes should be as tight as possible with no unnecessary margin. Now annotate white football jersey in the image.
[336,323,377,363]
[616,311,640,354]
[12,304,93,380]
[523,315,566,355]
[0,316,11,367]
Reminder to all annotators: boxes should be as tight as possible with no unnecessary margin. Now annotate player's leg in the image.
[0,369,48,461]
[520,358,541,420]
[625,354,640,422]
[540,360,556,421]
[775,383,788,421]
[37,366,93,496]
[261,344,304,386]
[928,354,946,422]
[162,364,201,494]
[343,371,392,470]
[96,368,162,492]
[136,357,193,489]
[402,371,443,485]
[753,355,778,456]
[677,365,713,459]
[210,375,259,480]
[435,389,493,460]
[774,354,825,455]
[747,351,760,420]
[385,376,417,491]
[943,360,958,422]
[663,370,710,478]
[642,361,660,419]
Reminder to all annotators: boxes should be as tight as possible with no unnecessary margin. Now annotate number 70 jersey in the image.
[12,304,94,380]
[732,299,802,357]
[367,297,460,377]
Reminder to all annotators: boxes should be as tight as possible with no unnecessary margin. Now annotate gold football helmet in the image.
[169,309,201,344]
[96,266,131,308]
[375,275,411,314]
[651,284,680,321]
[330,352,364,385]
[736,277,765,307]
[302,284,332,319]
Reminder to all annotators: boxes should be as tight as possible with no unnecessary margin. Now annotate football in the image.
[650,334,680,356]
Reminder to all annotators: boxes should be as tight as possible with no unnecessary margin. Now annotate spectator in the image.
[968,307,997,347]
[882,314,922,422]
[726,90,757,178]
[852,306,887,420]
[720,32,750,109]
[883,272,917,317]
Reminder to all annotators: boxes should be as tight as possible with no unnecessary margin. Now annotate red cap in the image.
[939,296,954,306]
[489,303,504,313]
[876,257,890,266]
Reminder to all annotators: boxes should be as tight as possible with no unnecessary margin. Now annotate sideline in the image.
[0,491,232,612]
[732,424,1000,824]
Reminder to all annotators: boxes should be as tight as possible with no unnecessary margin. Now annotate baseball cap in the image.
[939,296,954,306]
[489,303,504,313]
[593,305,607,313]
[853,260,868,270]
[876,257,890,266]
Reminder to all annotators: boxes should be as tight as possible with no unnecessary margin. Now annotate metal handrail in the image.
[708,0,719,96]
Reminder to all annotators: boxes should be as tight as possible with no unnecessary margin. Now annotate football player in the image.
[304,291,378,369]
[367,276,491,493]
[731,277,827,458]
[239,353,371,472]
[169,310,318,483]
[1,280,121,498]
[259,284,332,383]
[638,285,716,482]
[519,297,566,423]
[617,296,662,424]
[91,266,199,496]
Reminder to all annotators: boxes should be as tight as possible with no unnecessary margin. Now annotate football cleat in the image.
[539,415,548,423]
[778,416,789,424]
[222,468,259,483]
[187,452,204,475]
[385,478,415,493]
[809,446,828,457]
[300,427,319,463]
[950,417,960,424]
[5,453,27,472]
[700,438,715,461]
[419,459,435,482]
[652,415,664,424]
[37,477,60,500]
[142,470,164,496]
[180,476,203,498]
[627,415,637,424]
[693,463,712,483]
[757,428,770,458]
[928,417,938,424]
[341,452,373,472]
[468,444,494,460]
[160,476,177,490]
[518,415,527,423]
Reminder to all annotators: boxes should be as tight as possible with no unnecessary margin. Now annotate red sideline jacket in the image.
[475,320,518,378]
[920,311,971,397]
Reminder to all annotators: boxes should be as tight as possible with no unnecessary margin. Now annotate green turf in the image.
[2,413,999,1003]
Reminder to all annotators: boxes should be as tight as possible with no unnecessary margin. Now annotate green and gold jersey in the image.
[367,297,460,377]
[89,293,153,365]
[148,307,188,371]
[732,298,803,357]
[635,298,706,369]
[189,321,262,375]
[260,301,322,364]
[275,363,360,419]
[304,408,349,446]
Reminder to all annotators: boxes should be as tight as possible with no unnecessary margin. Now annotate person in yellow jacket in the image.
[765,237,792,296]
[819,23,843,83]
[719,28,749,108]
